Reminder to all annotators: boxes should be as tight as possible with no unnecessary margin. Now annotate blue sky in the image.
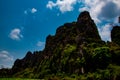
[0,0,120,68]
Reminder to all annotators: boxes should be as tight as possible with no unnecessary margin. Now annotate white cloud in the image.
[36,41,45,50]
[46,0,120,41]
[37,41,45,47]
[24,8,37,14]
[47,0,120,21]
[46,1,56,9]
[78,6,89,12]
[78,0,120,41]
[31,8,37,13]
[0,50,14,68]
[46,0,120,22]
[98,24,112,41]
[0,51,13,61]
[46,0,77,13]
[78,0,105,23]
[113,0,120,8]
[99,1,120,20]
[78,0,120,23]
[9,28,23,40]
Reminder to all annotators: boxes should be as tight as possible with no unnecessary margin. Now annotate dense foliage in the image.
[0,11,120,80]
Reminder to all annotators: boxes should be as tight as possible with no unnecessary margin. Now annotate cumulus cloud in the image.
[78,0,105,23]
[46,0,120,21]
[0,51,13,61]
[46,0,120,41]
[78,0,120,41]
[98,24,113,41]
[0,50,13,68]
[9,28,23,40]
[46,0,120,22]
[99,1,120,20]
[24,8,37,14]
[31,8,37,13]
[79,6,89,12]
[78,0,120,23]
[46,0,77,13]
[46,1,56,9]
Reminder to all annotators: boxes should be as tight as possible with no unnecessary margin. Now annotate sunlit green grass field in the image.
[0,77,77,80]
[0,78,43,80]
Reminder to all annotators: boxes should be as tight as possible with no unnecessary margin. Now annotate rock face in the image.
[2,11,120,79]
[45,11,101,49]
[76,11,101,40]
[3,11,111,78]
[111,26,120,45]
[11,51,44,74]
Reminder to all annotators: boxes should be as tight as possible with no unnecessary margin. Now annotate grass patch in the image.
[0,78,43,80]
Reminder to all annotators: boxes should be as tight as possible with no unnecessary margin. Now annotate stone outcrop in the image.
[111,26,120,46]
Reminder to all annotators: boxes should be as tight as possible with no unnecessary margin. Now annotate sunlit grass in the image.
[0,78,43,80]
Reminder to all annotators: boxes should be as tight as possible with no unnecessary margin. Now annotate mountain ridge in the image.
[12,11,104,77]
[1,11,120,79]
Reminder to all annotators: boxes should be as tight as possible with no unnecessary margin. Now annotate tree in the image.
[92,47,111,69]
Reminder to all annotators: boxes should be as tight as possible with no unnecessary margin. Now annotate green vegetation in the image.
[0,78,40,80]
[1,11,120,80]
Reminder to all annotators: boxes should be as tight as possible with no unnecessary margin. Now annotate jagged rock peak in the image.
[77,11,92,23]
[76,11,101,40]
[111,26,120,45]
[25,51,32,58]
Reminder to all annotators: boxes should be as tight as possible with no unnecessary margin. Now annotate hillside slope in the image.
[1,11,120,79]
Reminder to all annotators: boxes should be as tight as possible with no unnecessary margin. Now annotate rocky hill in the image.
[1,11,120,79]
[111,26,120,46]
